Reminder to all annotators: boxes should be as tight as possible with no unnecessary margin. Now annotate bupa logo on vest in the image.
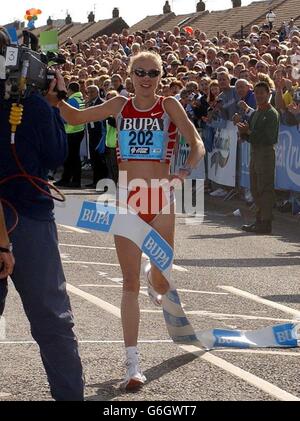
[142,230,173,272]
[120,118,164,131]
[77,202,115,233]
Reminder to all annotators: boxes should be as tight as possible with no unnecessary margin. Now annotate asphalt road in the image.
[0,190,300,401]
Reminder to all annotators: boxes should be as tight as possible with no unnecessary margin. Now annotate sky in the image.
[1,0,256,27]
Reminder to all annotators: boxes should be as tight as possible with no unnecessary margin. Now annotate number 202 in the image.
[128,130,153,146]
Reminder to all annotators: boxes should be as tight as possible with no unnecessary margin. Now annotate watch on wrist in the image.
[0,243,13,253]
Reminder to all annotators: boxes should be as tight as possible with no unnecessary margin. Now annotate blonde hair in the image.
[257,73,275,90]
[106,89,119,99]
[128,51,163,74]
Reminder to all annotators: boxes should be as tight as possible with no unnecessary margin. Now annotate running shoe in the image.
[143,261,162,307]
[121,357,146,391]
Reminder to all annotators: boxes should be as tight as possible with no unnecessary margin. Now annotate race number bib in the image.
[119,129,165,160]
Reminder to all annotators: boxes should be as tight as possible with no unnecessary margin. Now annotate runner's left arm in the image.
[163,97,205,169]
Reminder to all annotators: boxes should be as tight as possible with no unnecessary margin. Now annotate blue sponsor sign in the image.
[212,329,251,348]
[276,125,300,192]
[77,201,115,233]
[240,125,300,192]
[142,229,173,272]
[273,324,298,347]
[239,141,251,189]
[6,27,18,45]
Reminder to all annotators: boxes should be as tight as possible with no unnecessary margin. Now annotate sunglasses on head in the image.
[133,68,160,78]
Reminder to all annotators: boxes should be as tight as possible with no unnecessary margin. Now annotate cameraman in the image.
[0,202,14,281]
[0,28,83,400]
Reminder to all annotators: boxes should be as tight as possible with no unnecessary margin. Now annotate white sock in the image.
[126,346,138,360]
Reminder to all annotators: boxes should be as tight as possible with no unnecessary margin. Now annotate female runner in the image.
[56,51,205,390]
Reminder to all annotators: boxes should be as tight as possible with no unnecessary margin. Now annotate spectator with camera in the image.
[0,27,84,400]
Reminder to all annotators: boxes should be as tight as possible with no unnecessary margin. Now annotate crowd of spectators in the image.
[55,18,300,213]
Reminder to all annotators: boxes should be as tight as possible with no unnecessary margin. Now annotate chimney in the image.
[47,16,53,26]
[196,1,206,12]
[65,14,72,25]
[163,1,171,14]
[88,11,95,23]
[231,0,242,8]
[112,7,119,18]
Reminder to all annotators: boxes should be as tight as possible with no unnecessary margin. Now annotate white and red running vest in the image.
[116,97,178,164]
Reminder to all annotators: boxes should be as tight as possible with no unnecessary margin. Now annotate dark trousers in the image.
[0,215,84,401]
[62,131,85,184]
[105,147,119,185]
[89,132,108,185]
[250,145,276,222]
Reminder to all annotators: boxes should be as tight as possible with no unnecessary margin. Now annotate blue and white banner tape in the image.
[55,198,300,350]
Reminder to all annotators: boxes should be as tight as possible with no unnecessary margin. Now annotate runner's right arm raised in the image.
[59,96,127,125]
[46,72,127,125]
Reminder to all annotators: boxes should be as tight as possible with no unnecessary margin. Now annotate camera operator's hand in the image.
[0,251,15,280]
[46,71,67,108]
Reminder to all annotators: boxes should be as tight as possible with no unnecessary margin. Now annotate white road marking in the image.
[63,285,300,401]
[63,261,186,273]
[59,247,187,272]
[79,339,173,344]
[60,244,116,250]
[1,341,300,358]
[176,289,228,296]
[213,348,300,357]
[142,254,188,272]
[98,272,108,277]
[180,345,300,401]
[108,277,123,283]
[0,340,173,345]
[58,225,90,234]
[78,284,228,296]
[76,284,185,306]
[60,253,71,260]
[79,284,123,288]
[66,284,121,318]
[140,309,296,323]
[0,392,11,398]
[63,261,120,267]
[219,286,300,318]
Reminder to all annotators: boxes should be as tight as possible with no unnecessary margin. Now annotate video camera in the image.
[2,30,66,100]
